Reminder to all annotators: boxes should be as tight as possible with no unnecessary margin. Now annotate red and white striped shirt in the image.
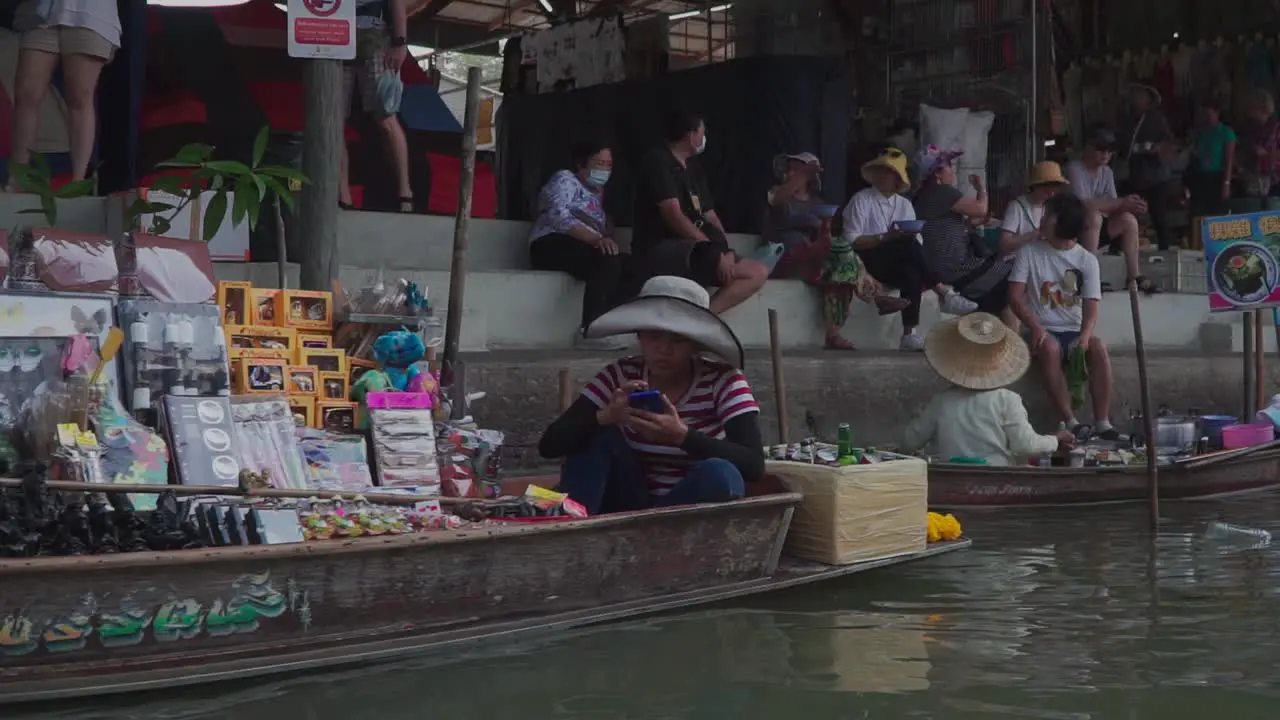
[582,356,760,496]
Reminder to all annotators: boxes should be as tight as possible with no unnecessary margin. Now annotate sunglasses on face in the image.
[881,149,905,159]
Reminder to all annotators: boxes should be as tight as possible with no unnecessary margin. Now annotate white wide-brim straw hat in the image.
[924,312,1030,391]
[584,275,745,369]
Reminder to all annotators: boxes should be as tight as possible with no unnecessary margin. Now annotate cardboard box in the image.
[297,333,333,349]
[319,371,348,400]
[275,290,334,331]
[286,365,319,396]
[234,358,289,394]
[299,347,346,375]
[287,394,316,428]
[767,456,927,565]
[217,281,252,326]
[317,401,358,433]
[249,289,281,326]
[225,325,297,361]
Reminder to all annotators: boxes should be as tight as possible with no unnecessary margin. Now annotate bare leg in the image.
[1085,336,1113,423]
[1081,209,1104,253]
[377,115,413,211]
[1106,211,1143,282]
[61,52,106,181]
[8,48,59,186]
[1034,336,1074,423]
[710,258,769,315]
[339,140,353,206]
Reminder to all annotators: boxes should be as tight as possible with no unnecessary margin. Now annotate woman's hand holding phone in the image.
[598,380,647,426]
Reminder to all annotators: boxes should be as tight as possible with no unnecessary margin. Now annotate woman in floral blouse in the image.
[529,139,627,350]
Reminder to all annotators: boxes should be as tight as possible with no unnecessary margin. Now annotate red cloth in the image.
[141,90,208,131]
[425,153,497,218]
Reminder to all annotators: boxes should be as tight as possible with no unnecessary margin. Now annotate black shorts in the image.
[641,238,731,288]
[966,278,1010,315]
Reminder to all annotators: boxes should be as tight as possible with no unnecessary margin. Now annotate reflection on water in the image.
[18,495,1280,719]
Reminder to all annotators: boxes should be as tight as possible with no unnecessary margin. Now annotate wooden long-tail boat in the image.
[929,441,1280,508]
[0,493,969,705]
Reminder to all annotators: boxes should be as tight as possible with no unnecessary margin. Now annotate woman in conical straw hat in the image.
[900,312,1075,465]
[538,276,764,514]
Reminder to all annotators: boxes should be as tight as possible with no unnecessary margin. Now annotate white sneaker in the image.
[574,334,629,351]
[899,333,925,351]
[938,289,979,315]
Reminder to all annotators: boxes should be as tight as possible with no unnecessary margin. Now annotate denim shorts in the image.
[1024,329,1080,364]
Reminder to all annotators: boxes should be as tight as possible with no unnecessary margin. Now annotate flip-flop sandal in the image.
[874,295,911,315]
[338,201,354,210]
[1101,282,1116,293]
[1133,275,1162,294]
[824,337,858,351]
[398,196,414,213]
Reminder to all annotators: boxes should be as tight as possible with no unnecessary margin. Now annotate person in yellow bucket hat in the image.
[840,147,978,351]
[998,160,1070,258]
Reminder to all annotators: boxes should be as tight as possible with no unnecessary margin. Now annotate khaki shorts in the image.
[341,29,398,119]
[21,25,116,62]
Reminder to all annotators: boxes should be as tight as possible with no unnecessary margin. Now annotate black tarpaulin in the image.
[497,56,850,234]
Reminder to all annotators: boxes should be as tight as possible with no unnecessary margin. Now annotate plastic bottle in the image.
[837,423,852,459]
[1204,522,1272,545]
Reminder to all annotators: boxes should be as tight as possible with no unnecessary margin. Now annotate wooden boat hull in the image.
[0,494,801,704]
[929,443,1280,507]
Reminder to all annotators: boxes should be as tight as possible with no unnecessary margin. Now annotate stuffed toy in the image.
[351,329,429,429]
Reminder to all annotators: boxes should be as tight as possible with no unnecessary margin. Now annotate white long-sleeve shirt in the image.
[901,387,1059,466]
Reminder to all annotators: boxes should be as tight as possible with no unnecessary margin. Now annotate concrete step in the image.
[460,349,1273,471]
[217,261,1261,355]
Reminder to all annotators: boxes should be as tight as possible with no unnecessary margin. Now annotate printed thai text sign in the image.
[288,0,356,60]
[1202,210,1280,312]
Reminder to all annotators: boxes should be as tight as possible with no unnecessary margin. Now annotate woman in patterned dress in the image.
[763,153,908,350]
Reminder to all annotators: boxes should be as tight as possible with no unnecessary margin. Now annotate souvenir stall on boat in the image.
[0,226,568,561]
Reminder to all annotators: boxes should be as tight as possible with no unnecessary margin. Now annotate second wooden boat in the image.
[929,441,1280,507]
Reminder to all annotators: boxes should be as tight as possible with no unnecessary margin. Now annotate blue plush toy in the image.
[371,329,426,392]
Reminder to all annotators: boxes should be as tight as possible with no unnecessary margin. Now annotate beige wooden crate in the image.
[767,456,927,565]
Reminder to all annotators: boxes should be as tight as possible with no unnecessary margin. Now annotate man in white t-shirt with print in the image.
[999,160,1069,257]
[1008,192,1119,441]
[1063,125,1161,295]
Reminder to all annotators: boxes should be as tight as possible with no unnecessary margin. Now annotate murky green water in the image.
[18,495,1280,719]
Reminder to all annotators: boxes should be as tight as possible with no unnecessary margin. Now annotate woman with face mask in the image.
[529,139,628,350]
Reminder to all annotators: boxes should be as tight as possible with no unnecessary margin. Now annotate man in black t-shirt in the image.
[629,110,768,315]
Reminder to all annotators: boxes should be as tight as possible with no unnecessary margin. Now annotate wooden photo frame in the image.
[217,281,251,326]
[236,359,288,394]
[301,348,346,375]
[286,365,319,396]
[317,401,358,433]
[319,371,348,400]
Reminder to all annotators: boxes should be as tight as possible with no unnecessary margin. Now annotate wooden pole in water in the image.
[1129,283,1159,529]
[297,60,343,292]
[767,308,789,444]
[558,367,573,413]
[1256,310,1266,413]
[441,66,483,387]
[1243,311,1255,418]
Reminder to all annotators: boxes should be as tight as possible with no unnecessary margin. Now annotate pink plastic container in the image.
[1221,423,1275,449]
[365,391,433,410]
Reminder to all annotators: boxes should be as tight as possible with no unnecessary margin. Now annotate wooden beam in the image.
[488,0,541,29]
[297,60,343,292]
[412,0,455,20]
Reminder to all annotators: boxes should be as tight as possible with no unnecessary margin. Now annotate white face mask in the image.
[587,169,611,187]
[695,134,707,155]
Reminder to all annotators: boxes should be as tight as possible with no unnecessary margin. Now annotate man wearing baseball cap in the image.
[1063,125,1162,294]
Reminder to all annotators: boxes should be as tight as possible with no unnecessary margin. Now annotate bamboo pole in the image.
[1256,310,1266,413]
[0,479,465,507]
[558,367,573,413]
[296,59,343,292]
[767,308,789,444]
[1244,311,1255,418]
[441,66,483,388]
[1129,283,1159,530]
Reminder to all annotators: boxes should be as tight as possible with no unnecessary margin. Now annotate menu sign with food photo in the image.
[1203,211,1280,312]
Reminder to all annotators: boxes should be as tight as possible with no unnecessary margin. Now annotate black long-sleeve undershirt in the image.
[538,396,765,483]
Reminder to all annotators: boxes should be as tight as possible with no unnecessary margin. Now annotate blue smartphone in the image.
[628,389,665,414]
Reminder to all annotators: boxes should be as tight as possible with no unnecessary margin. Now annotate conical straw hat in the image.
[923,313,1030,390]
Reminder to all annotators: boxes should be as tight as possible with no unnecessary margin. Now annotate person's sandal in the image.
[338,201,354,210]
[874,295,911,315]
[824,335,857,351]
[398,196,414,213]
[1132,275,1162,295]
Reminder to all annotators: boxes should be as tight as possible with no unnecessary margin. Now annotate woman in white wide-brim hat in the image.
[900,312,1074,466]
[538,276,765,514]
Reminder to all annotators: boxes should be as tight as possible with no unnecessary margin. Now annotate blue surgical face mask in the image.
[587,169,611,187]
[695,134,708,155]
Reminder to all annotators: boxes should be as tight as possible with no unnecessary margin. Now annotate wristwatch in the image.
[390,36,407,47]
